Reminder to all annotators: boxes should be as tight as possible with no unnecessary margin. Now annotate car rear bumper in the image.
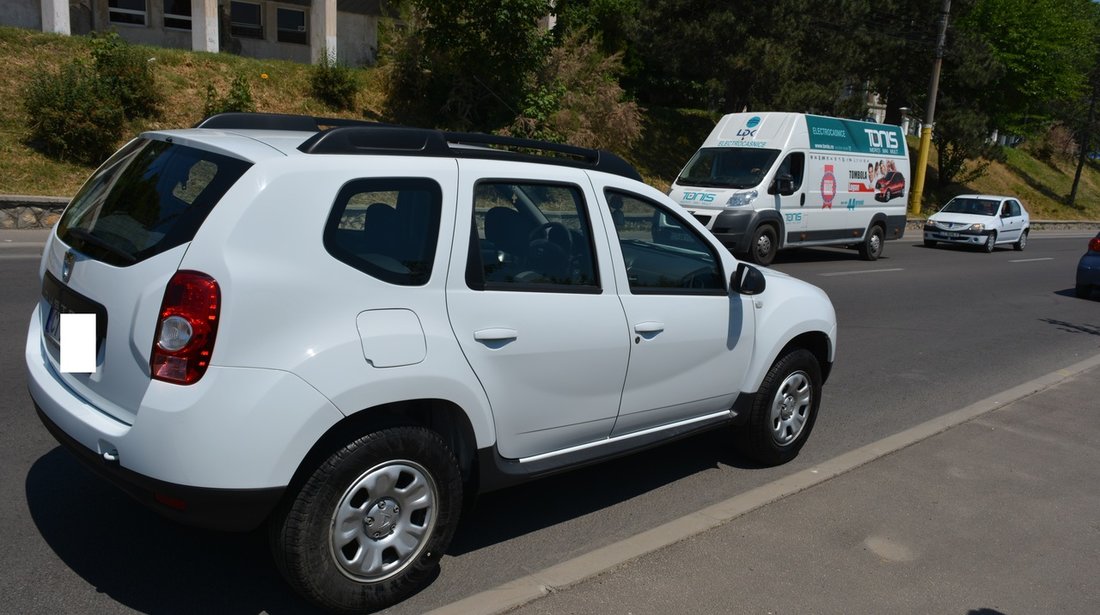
[25,307,345,529]
[34,403,283,531]
[1077,253,1100,287]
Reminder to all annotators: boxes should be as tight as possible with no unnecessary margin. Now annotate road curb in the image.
[426,352,1100,615]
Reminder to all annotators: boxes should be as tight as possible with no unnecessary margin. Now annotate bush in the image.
[311,54,360,110]
[203,74,256,116]
[505,34,643,153]
[1026,123,1077,163]
[90,31,161,119]
[22,60,124,164]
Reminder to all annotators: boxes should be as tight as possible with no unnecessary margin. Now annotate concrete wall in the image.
[1,1,378,66]
[336,10,376,66]
[6,0,43,29]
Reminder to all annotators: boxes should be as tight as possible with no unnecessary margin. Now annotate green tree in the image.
[385,0,553,130]
[961,0,1096,134]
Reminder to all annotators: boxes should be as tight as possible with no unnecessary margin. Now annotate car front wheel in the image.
[984,232,997,253]
[271,426,463,614]
[1014,230,1028,251]
[736,348,822,466]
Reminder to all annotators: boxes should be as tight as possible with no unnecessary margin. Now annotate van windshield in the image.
[677,147,781,189]
[57,138,253,266]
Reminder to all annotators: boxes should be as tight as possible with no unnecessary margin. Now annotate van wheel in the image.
[271,426,462,614]
[736,348,822,466]
[858,225,885,261]
[747,225,777,266]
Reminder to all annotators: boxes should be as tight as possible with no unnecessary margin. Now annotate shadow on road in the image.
[771,246,886,264]
[27,428,763,609]
[26,448,322,615]
[1039,317,1100,336]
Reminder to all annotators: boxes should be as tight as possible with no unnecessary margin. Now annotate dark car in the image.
[874,171,905,202]
[1075,232,1100,299]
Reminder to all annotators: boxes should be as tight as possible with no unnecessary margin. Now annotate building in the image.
[5,0,383,66]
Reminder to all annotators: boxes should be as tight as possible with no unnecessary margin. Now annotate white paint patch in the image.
[1009,258,1053,263]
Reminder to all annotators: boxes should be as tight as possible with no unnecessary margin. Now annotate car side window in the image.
[466,181,599,292]
[605,189,725,295]
[323,177,442,286]
[1008,201,1021,217]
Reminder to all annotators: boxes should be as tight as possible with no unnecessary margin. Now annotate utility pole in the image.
[908,0,951,217]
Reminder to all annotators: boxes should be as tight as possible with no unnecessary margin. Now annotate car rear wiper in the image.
[65,228,138,265]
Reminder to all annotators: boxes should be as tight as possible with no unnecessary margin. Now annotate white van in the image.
[669,112,910,265]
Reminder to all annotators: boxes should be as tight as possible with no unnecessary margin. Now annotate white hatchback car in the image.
[923,194,1030,252]
[26,113,837,613]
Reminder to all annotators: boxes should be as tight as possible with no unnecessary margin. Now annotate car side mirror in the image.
[732,262,766,295]
[774,174,795,196]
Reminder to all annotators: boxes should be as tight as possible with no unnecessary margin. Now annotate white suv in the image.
[26,113,837,613]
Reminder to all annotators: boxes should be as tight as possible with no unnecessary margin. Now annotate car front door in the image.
[593,179,756,436]
[446,161,631,460]
[999,200,1023,242]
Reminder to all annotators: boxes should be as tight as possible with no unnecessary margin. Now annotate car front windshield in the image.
[677,147,780,189]
[941,198,999,216]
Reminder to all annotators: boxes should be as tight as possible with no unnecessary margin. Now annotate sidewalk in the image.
[504,364,1100,614]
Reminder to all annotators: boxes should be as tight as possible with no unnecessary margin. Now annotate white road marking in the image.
[820,268,904,277]
[1009,258,1053,263]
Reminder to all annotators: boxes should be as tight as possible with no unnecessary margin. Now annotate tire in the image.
[923,239,937,248]
[747,225,778,266]
[858,225,885,261]
[1077,284,1091,299]
[736,348,822,466]
[983,232,997,253]
[1013,230,1028,251]
[271,426,463,614]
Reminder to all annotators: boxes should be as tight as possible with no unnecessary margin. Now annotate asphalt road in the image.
[2,229,1098,614]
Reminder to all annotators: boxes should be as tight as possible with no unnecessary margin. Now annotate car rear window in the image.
[57,138,253,266]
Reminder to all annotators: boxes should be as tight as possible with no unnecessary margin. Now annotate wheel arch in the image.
[283,398,481,507]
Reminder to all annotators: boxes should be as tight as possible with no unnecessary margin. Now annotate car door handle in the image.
[474,328,518,342]
[633,321,665,334]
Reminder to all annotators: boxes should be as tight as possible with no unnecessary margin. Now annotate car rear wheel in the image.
[923,239,937,248]
[984,232,997,253]
[747,225,778,266]
[1077,284,1092,299]
[271,426,462,614]
[859,225,885,261]
[1013,230,1028,251]
[736,348,822,466]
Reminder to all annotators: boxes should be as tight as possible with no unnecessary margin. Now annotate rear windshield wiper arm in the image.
[65,228,137,264]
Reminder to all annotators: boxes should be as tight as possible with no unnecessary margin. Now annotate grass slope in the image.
[1,26,1096,220]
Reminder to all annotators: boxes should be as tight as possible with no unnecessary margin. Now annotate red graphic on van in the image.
[821,164,836,209]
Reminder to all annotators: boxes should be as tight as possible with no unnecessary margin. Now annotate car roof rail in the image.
[194,112,642,181]
[194,112,394,132]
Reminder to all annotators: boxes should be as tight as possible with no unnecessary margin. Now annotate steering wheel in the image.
[528,222,573,254]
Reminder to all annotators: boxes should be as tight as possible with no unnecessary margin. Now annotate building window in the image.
[230,1,264,39]
[164,0,192,30]
[108,0,147,26]
[276,7,308,45]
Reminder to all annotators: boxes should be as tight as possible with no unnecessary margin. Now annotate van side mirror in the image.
[774,174,795,196]
[732,262,766,295]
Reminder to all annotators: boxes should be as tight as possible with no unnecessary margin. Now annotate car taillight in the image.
[1089,237,1100,253]
[151,271,220,385]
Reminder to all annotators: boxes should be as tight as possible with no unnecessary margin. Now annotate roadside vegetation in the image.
[2,0,1099,220]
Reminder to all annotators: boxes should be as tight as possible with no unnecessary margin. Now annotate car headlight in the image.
[968,223,985,232]
[726,190,758,207]
[925,220,939,229]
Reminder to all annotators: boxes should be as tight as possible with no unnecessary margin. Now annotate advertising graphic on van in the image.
[806,115,905,157]
[820,164,837,208]
[670,112,910,265]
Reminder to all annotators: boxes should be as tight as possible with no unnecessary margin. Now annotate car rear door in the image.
[999,199,1024,242]
[446,160,631,460]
